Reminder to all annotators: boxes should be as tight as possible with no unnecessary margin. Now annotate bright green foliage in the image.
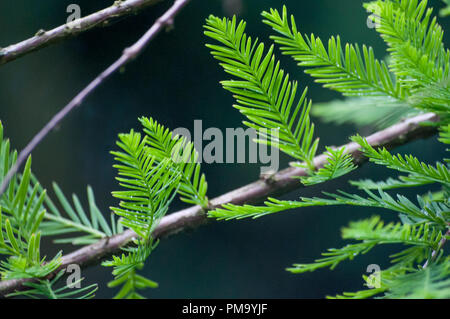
[337,256,450,298]
[6,270,98,299]
[103,240,158,299]
[364,0,450,112]
[352,135,450,186]
[0,119,174,299]
[441,0,450,17]
[382,259,450,298]
[139,117,209,208]
[364,0,448,83]
[262,6,406,99]
[206,1,450,299]
[1,0,449,301]
[350,176,433,190]
[209,197,307,220]
[39,182,119,245]
[288,242,376,274]
[105,121,196,299]
[288,216,442,272]
[0,121,102,297]
[204,15,319,169]
[351,128,450,190]
[332,258,418,298]
[439,124,450,145]
[300,147,357,186]
[312,97,418,129]
[0,122,62,282]
[301,190,449,226]
[342,216,443,248]
[0,157,46,244]
[0,150,108,293]
[0,230,62,280]
[261,5,419,130]
[111,130,181,239]
[211,188,450,225]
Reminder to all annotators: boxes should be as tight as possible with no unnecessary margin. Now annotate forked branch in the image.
[0,0,191,197]
[0,112,439,296]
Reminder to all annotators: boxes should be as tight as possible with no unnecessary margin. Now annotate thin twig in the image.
[423,227,450,269]
[0,112,439,296]
[0,0,162,66]
[0,0,191,197]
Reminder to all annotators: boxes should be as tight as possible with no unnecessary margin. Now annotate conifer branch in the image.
[0,0,191,197]
[0,111,439,296]
[423,227,450,269]
[0,0,162,66]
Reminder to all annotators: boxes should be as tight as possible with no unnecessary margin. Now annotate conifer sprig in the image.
[204,15,319,168]
[139,117,209,209]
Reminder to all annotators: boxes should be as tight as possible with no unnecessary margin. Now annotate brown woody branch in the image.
[0,0,191,197]
[0,0,163,66]
[0,112,439,296]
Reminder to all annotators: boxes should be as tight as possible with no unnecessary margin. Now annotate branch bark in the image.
[0,0,191,197]
[0,112,439,296]
[0,0,163,66]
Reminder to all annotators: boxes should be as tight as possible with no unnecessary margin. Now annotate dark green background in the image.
[0,0,448,298]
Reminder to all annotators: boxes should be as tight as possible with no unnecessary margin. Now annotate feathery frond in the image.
[441,0,450,17]
[288,242,376,274]
[364,0,449,84]
[139,117,209,208]
[301,189,449,226]
[382,259,450,298]
[364,0,450,112]
[204,15,319,168]
[103,240,158,299]
[209,197,309,221]
[210,187,450,225]
[6,270,98,299]
[0,157,46,242]
[312,97,418,129]
[439,124,450,145]
[329,245,429,298]
[206,2,450,300]
[2,0,448,300]
[342,216,442,248]
[353,135,450,186]
[111,130,181,239]
[0,229,62,280]
[300,147,357,186]
[39,182,118,245]
[262,6,407,99]
[331,263,409,299]
[350,176,434,190]
[107,129,183,299]
[288,216,441,274]
[0,122,62,281]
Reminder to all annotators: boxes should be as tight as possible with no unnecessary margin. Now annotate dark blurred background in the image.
[0,0,448,298]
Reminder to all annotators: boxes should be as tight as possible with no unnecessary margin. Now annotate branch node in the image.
[165,18,175,31]
[260,170,278,185]
[35,29,46,37]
